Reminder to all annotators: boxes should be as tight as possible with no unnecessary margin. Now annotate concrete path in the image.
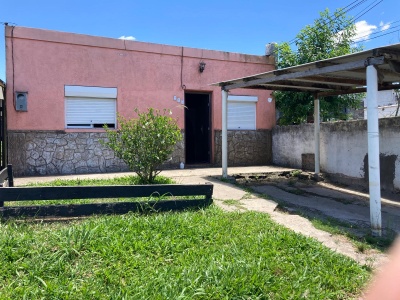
[14,165,390,268]
[14,166,289,186]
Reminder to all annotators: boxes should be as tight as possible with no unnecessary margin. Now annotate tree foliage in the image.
[275,9,363,125]
[103,108,182,184]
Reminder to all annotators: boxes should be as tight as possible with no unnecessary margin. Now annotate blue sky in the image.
[1,0,399,81]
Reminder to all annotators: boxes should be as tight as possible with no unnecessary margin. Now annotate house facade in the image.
[5,26,276,176]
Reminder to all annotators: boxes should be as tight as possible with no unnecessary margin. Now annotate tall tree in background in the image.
[275,9,363,125]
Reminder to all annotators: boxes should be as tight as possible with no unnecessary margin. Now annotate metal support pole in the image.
[222,89,228,178]
[314,95,320,175]
[366,65,382,237]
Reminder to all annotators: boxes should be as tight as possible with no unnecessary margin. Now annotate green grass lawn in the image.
[23,175,174,187]
[0,207,369,299]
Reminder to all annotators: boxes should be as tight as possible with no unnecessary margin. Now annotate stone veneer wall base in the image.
[8,130,184,176]
[214,130,272,166]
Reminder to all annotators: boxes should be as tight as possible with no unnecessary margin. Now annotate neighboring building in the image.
[352,90,400,120]
[5,26,276,176]
[363,90,399,119]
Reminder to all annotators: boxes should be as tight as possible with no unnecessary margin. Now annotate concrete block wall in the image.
[272,117,400,192]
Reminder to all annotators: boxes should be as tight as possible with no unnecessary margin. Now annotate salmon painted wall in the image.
[5,26,275,131]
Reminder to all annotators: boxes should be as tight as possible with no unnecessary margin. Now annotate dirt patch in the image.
[233,170,321,183]
[233,170,400,202]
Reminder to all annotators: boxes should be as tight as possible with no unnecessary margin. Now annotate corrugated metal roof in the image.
[213,43,400,96]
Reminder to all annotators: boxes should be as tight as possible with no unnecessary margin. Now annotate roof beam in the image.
[243,77,263,82]
[315,61,337,68]
[272,80,345,91]
[240,85,313,93]
[373,48,400,61]
[292,76,366,86]
[317,83,400,97]
[273,69,292,76]
[261,84,327,91]
[222,56,386,91]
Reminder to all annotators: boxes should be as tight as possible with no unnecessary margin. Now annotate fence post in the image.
[7,164,13,187]
[0,164,12,207]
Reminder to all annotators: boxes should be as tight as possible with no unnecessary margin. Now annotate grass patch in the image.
[24,175,174,187]
[222,199,241,206]
[311,217,396,252]
[0,207,369,299]
[221,199,247,210]
[240,191,253,199]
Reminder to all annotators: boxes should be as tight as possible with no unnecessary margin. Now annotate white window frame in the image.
[227,95,257,130]
[65,85,117,129]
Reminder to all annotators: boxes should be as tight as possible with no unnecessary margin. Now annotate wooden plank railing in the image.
[0,182,213,219]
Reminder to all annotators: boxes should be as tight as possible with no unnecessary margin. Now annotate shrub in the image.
[103,108,182,183]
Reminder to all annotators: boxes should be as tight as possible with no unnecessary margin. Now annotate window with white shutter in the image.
[65,86,117,129]
[227,95,257,130]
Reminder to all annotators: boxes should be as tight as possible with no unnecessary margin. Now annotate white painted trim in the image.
[227,95,258,102]
[65,85,117,99]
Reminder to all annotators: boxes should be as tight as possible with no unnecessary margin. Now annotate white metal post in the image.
[366,65,382,237]
[314,96,320,174]
[222,89,228,178]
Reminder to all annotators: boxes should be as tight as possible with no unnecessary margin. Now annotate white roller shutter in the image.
[228,95,257,130]
[66,98,116,128]
[65,86,117,128]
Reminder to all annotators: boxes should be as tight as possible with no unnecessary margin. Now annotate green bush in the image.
[103,108,182,184]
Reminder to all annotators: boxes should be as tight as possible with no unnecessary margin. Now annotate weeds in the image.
[222,199,241,206]
[311,217,396,252]
[290,170,302,177]
[221,199,247,210]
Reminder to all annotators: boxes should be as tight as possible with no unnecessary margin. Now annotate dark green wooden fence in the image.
[0,166,213,218]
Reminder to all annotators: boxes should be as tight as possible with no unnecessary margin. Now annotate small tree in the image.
[275,9,364,125]
[103,108,182,184]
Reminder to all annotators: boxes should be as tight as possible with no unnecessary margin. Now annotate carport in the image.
[214,43,400,236]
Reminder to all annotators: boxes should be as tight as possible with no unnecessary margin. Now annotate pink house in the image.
[5,26,276,176]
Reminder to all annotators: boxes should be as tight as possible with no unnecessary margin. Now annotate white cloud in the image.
[379,21,391,31]
[354,20,377,42]
[119,36,136,41]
